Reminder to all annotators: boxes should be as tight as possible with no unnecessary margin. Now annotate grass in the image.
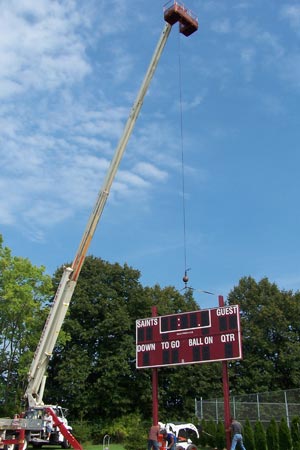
[82,444,124,450]
[81,445,211,450]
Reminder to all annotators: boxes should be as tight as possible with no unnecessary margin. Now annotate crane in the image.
[0,4,198,450]
[25,0,198,410]
[0,0,198,450]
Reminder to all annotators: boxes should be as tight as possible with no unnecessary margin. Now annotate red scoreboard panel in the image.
[136,305,242,369]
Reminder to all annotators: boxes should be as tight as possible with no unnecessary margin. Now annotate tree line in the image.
[198,416,300,450]
[1,234,300,429]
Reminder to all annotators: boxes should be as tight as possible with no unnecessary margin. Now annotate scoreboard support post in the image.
[152,306,159,425]
[219,295,231,450]
[137,299,243,445]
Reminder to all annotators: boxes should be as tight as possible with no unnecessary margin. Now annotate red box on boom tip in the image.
[163,1,198,36]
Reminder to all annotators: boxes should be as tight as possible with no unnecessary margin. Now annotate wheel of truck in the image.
[187,445,197,450]
[22,438,28,450]
[61,438,71,449]
[13,437,28,450]
[4,444,15,450]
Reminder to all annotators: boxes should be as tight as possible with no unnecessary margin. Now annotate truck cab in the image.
[24,406,71,449]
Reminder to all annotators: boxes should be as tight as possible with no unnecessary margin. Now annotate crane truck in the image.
[0,3,198,450]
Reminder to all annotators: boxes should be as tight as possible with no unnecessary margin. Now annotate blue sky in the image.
[1,0,300,310]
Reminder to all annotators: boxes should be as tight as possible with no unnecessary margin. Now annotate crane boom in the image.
[25,22,172,408]
[25,1,198,408]
[70,21,172,283]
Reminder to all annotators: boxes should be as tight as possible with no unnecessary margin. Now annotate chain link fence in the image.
[195,388,300,427]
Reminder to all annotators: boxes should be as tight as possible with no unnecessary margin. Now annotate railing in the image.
[163,0,198,22]
[195,388,300,427]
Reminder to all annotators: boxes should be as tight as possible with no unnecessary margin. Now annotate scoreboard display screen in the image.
[136,305,242,369]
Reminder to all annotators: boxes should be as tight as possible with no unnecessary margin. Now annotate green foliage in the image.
[0,235,53,415]
[228,276,300,393]
[243,419,255,450]
[158,363,223,421]
[204,420,216,448]
[46,256,210,422]
[278,417,292,450]
[72,421,94,443]
[103,413,146,444]
[71,413,148,446]
[215,421,225,450]
[266,418,278,450]
[254,421,267,450]
[83,445,124,450]
[198,419,207,447]
[4,236,300,431]
[291,416,300,450]
[122,415,147,450]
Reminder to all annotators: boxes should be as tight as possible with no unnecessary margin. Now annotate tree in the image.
[0,235,53,415]
[227,276,300,393]
[199,419,208,447]
[254,421,267,450]
[266,418,279,450]
[291,416,300,450]
[215,420,225,450]
[158,360,223,421]
[278,417,292,450]
[204,420,216,449]
[46,256,215,422]
[243,419,255,450]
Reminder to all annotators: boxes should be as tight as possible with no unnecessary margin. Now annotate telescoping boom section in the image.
[24,2,198,410]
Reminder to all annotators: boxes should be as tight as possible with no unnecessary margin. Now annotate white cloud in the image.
[240,47,256,81]
[281,4,300,29]
[180,94,204,111]
[106,46,135,84]
[134,162,168,182]
[257,31,284,60]
[117,171,150,189]
[0,0,188,241]
[278,54,300,89]
[240,47,255,64]
[210,18,231,34]
[0,1,91,98]
[0,79,24,99]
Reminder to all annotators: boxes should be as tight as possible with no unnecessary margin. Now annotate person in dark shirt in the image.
[230,418,246,450]
[162,430,176,450]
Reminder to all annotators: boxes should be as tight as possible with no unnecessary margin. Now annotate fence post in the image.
[284,390,290,427]
[257,393,260,421]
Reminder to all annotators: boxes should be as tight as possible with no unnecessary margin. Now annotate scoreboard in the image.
[136,305,242,369]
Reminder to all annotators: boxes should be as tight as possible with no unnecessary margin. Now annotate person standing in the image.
[148,424,160,450]
[230,418,246,450]
[44,411,53,441]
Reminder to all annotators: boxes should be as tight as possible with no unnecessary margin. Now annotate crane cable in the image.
[177,30,189,288]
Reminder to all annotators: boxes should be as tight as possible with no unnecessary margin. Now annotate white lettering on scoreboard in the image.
[136,318,158,328]
[216,306,238,316]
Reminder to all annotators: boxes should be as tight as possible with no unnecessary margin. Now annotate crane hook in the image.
[182,268,190,288]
